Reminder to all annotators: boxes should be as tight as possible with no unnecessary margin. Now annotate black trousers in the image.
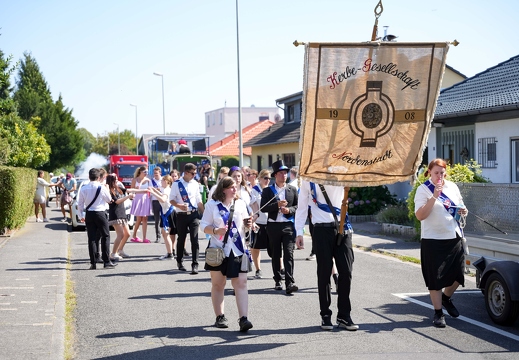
[86,211,110,265]
[312,224,354,319]
[267,221,296,285]
[175,212,200,266]
[152,200,162,239]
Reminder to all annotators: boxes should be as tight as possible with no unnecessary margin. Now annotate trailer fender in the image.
[480,261,519,301]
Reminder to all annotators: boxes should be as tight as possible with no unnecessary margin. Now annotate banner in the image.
[299,42,449,187]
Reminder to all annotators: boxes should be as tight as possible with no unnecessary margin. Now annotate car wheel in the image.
[484,272,519,325]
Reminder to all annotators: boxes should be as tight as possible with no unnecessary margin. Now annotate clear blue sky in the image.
[1,0,518,138]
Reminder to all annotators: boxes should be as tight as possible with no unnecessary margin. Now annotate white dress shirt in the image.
[295,180,345,237]
[201,199,249,257]
[77,181,112,214]
[169,177,202,212]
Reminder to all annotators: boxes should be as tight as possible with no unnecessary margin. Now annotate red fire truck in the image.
[109,155,148,188]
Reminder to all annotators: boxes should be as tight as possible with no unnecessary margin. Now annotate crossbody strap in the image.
[85,186,102,211]
[318,184,341,233]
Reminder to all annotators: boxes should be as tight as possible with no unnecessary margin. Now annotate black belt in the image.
[178,210,197,215]
[313,222,336,228]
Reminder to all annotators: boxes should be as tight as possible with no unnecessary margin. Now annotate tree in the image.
[0,50,17,116]
[78,127,96,155]
[37,95,84,171]
[13,52,52,121]
[13,54,84,170]
[0,113,50,167]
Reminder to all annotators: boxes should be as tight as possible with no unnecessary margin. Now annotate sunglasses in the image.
[142,170,148,174]
[263,177,271,180]
[188,171,197,175]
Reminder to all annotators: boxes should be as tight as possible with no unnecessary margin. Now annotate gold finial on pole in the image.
[371,0,384,41]
[293,40,306,47]
[451,39,460,46]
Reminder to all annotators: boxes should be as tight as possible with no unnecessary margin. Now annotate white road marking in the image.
[0,287,34,290]
[393,292,519,342]
[21,301,37,304]
[42,285,57,288]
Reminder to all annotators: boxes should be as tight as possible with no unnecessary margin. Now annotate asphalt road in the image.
[69,226,519,360]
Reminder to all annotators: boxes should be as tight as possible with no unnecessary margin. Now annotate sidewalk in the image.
[0,210,69,360]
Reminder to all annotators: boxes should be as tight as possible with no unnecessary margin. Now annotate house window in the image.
[212,114,215,125]
[283,153,296,168]
[478,137,497,168]
[287,105,295,123]
[512,138,519,183]
[268,155,273,167]
[257,155,263,171]
[207,115,210,128]
[220,113,223,125]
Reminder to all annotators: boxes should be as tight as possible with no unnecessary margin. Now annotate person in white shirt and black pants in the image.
[169,163,205,274]
[295,180,359,331]
[78,168,116,270]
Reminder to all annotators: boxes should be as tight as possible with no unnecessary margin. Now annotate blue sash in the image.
[269,184,294,222]
[309,182,353,231]
[252,185,262,195]
[160,205,174,231]
[217,203,244,253]
[151,178,159,188]
[177,180,196,210]
[424,179,463,235]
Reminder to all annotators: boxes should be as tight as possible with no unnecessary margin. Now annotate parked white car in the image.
[70,179,135,231]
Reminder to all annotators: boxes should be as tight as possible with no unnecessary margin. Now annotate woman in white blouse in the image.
[201,176,253,332]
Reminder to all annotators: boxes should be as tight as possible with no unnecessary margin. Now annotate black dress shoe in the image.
[183,249,190,256]
[89,264,96,270]
[286,283,299,295]
[177,262,187,271]
[190,265,199,275]
[104,262,117,269]
[96,257,103,264]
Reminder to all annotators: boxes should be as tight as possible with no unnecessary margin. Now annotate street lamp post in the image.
[153,72,166,135]
[130,104,138,154]
[235,0,243,166]
[114,123,120,154]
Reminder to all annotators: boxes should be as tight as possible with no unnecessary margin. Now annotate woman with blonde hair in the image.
[130,166,152,243]
[201,176,253,332]
[149,175,176,259]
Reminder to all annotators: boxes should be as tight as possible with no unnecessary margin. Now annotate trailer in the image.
[466,252,519,325]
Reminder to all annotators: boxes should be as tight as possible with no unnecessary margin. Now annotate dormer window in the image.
[287,105,295,123]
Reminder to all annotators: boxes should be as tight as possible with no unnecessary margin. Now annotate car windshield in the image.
[118,165,140,178]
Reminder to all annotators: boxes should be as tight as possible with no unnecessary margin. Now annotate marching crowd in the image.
[34,157,468,332]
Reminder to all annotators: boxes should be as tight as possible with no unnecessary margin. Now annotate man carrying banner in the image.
[295,180,358,331]
[261,159,299,295]
[169,163,204,274]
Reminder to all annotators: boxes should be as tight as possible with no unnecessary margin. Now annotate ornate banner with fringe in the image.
[299,42,449,186]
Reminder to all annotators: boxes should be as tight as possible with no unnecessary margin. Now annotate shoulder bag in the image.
[205,201,235,267]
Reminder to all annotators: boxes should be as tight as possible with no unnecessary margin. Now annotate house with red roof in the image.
[208,119,276,166]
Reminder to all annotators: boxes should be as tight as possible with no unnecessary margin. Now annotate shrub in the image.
[375,201,414,226]
[347,185,397,215]
[0,166,36,234]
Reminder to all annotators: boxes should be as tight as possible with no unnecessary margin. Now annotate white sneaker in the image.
[61,217,67,222]
[118,250,130,258]
[43,218,49,223]
[111,253,122,261]
[36,218,43,223]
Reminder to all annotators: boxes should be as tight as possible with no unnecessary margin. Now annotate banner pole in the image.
[371,1,383,41]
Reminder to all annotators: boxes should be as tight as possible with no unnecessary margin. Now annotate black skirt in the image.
[204,250,247,278]
[420,235,465,291]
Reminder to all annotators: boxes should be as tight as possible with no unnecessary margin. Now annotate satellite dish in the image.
[274,114,281,122]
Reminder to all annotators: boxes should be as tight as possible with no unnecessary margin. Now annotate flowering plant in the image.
[347,186,397,215]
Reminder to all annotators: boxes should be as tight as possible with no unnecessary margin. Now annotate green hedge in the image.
[0,166,37,234]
